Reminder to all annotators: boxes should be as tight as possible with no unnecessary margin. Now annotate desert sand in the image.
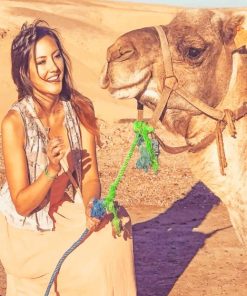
[0,1,247,295]
[0,0,179,123]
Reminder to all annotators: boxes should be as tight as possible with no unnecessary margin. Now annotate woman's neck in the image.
[32,91,62,117]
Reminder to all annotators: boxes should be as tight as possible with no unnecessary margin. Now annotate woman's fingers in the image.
[46,137,66,165]
[86,216,101,231]
[85,199,103,231]
[51,145,65,157]
[86,219,95,230]
[91,217,101,225]
[48,138,64,151]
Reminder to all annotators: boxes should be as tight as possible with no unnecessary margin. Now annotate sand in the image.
[0,1,247,295]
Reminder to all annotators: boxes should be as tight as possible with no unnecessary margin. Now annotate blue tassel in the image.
[90,199,106,219]
[136,144,151,172]
[136,138,160,172]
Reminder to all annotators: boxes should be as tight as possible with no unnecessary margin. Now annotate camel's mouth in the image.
[106,68,152,100]
[108,86,140,100]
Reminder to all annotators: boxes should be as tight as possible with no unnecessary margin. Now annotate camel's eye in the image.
[186,47,204,59]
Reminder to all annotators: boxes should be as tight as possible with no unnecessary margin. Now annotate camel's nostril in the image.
[100,75,109,89]
[100,63,110,89]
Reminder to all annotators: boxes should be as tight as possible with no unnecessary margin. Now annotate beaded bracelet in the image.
[44,165,58,180]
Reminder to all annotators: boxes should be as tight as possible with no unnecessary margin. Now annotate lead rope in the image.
[44,120,158,296]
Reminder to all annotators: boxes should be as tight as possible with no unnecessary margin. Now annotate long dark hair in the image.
[11,20,99,140]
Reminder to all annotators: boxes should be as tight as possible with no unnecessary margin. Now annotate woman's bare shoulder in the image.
[1,109,24,136]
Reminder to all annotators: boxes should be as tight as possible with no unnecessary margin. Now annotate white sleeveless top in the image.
[0,96,83,231]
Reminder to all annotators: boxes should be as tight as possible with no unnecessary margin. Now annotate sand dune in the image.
[0,0,179,123]
[0,0,244,121]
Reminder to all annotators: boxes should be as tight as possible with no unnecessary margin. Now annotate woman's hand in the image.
[85,200,101,231]
[46,137,66,172]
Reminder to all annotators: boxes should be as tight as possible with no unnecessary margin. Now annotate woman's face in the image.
[29,35,64,97]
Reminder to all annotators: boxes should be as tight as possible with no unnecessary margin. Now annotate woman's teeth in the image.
[47,75,59,81]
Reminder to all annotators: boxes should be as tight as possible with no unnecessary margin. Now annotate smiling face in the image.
[29,35,64,98]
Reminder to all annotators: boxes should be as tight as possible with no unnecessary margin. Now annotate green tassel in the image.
[103,121,159,234]
[103,135,138,235]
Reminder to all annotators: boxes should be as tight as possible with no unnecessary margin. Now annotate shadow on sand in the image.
[133,182,221,296]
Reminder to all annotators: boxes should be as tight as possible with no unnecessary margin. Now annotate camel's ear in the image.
[223,14,245,44]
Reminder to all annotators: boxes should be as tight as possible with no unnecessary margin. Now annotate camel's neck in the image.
[185,54,247,146]
[220,53,247,108]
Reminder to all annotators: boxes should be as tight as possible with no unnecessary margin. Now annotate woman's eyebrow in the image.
[36,50,60,59]
[36,55,46,59]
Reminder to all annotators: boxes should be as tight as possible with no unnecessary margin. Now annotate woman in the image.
[0,20,136,295]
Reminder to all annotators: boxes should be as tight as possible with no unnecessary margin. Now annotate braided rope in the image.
[103,120,159,232]
[103,135,138,234]
[44,120,159,295]
[44,229,90,296]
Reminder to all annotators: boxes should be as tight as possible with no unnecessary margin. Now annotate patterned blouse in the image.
[0,96,83,231]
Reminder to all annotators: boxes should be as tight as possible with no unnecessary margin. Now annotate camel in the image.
[100,9,247,245]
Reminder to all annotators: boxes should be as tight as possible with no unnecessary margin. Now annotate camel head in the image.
[100,10,245,133]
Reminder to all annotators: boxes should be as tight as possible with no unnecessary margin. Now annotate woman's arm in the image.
[1,110,63,216]
[80,123,101,208]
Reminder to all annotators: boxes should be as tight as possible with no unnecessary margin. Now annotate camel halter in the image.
[137,25,247,175]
